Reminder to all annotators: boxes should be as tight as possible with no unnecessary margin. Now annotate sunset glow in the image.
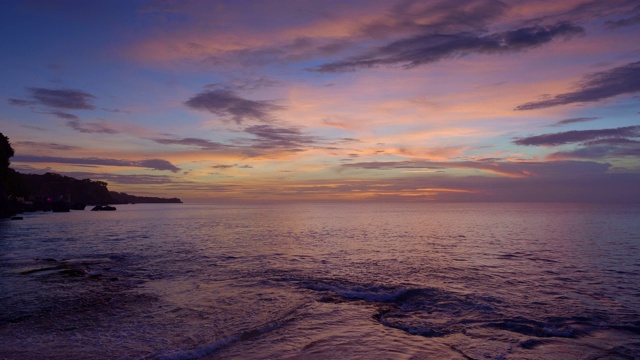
[2,0,639,202]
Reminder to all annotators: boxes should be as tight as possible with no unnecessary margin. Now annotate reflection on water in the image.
[1,203,639,359]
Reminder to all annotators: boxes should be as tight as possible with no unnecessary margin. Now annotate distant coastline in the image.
[1,133,181,218]
[1,171,181,218]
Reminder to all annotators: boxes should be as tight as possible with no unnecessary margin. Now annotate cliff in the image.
[1,133,181,218]
[16,172,182,206]
[109,191,182,204]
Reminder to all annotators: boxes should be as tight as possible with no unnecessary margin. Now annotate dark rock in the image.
[91,205,116,211]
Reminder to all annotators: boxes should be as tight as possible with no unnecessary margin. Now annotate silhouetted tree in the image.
[0,133,17,217]
[0,132,14,174]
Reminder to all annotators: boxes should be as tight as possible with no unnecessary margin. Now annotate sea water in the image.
[1,203,639,359]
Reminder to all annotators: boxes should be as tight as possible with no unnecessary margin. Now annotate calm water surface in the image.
[1,203,639,359]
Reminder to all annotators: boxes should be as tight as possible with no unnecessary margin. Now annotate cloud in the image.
[551,117,599,126]
[151,127,320,156]
[150,137,227,150]
[205,76,281,92]
[242,124,318,151]
[13,155,181,172]
[89,173,175,185]
[515,61,640,110]
[15,141,79,151]
[583,138,640,146]
[359,0,510,37]
[66,119,119,134]
[211,163,252,169]
[8,98,37,106]
[211,164,236,169]
[387,172,640,202]
[17,87,95,110]
[513,126,640,146]
[20,124,47,131]
[184,89,282,124]
[49,111,79,120]
[56,172,176,185]
[606,4,640,28]
[136,159,181,173]
[547,144,640,160]
[516,125,640,160]
[546,137,640,160]
[341,159,611,178]
[313,21,583,72]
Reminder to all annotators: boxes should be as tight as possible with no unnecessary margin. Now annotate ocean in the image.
[1,203,639,359]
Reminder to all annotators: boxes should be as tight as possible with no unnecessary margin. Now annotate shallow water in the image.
[1,203,639,359]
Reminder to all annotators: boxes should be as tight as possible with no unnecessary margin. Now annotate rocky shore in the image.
[1,133,181,219]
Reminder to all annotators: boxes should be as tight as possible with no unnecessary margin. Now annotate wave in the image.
[295,276,640,345]
[134,302,306,360]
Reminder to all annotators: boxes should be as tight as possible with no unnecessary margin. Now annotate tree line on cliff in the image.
[1,133,181,218]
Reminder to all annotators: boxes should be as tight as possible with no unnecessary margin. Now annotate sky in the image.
[1,0,639,203]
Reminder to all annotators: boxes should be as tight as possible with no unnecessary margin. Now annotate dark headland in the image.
[1,133,181,218]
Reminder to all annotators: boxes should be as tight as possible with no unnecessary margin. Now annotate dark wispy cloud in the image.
[606,4,640,28]
[547,143,640,160]
[546,136,640,160]
[313,21,583,72]
[383,172,640,202]
[341,159,611,178]
[242,125,318,151]
[360,0,510,37]
[15,141,79,151]
[516,61,640,110]
[10,87,96,110]
[205,76,281,92]
[150,137,227,150]
[202,35,355,68]
[151,127,320,155]
[211,164,235,169]
[513,126,640,146]
[8,98,37,106]
[66,119,119,134]
[212,164,253,169]
[41,171,176,185]
[583,138,640,146]
[135,159,181,173]
[184,89,282,124]
[551,117,599,126]
[20,124,47,131]
[13,155,181,172]
[49,111,79,120]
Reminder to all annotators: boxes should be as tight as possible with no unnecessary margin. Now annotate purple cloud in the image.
[205,76,281,92]
[8,98,37,106]
[49,111,79,120]
[547,145,640,160]
[211,163,253,169]
[54,172,176,185]
[513,126,640,146]
[26,87,95,110]
[13,155,181,172]
[313,21,583,72]
[150,137,227,150]
[515,61,640,110]
[242,124,318,151]
[606,4,640,28]
[551,117,599,127]
[66,119,119,134]
[15,141,79,151]
[184,89,282,124]
[341,159,611,178]
[211,164,236,169]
